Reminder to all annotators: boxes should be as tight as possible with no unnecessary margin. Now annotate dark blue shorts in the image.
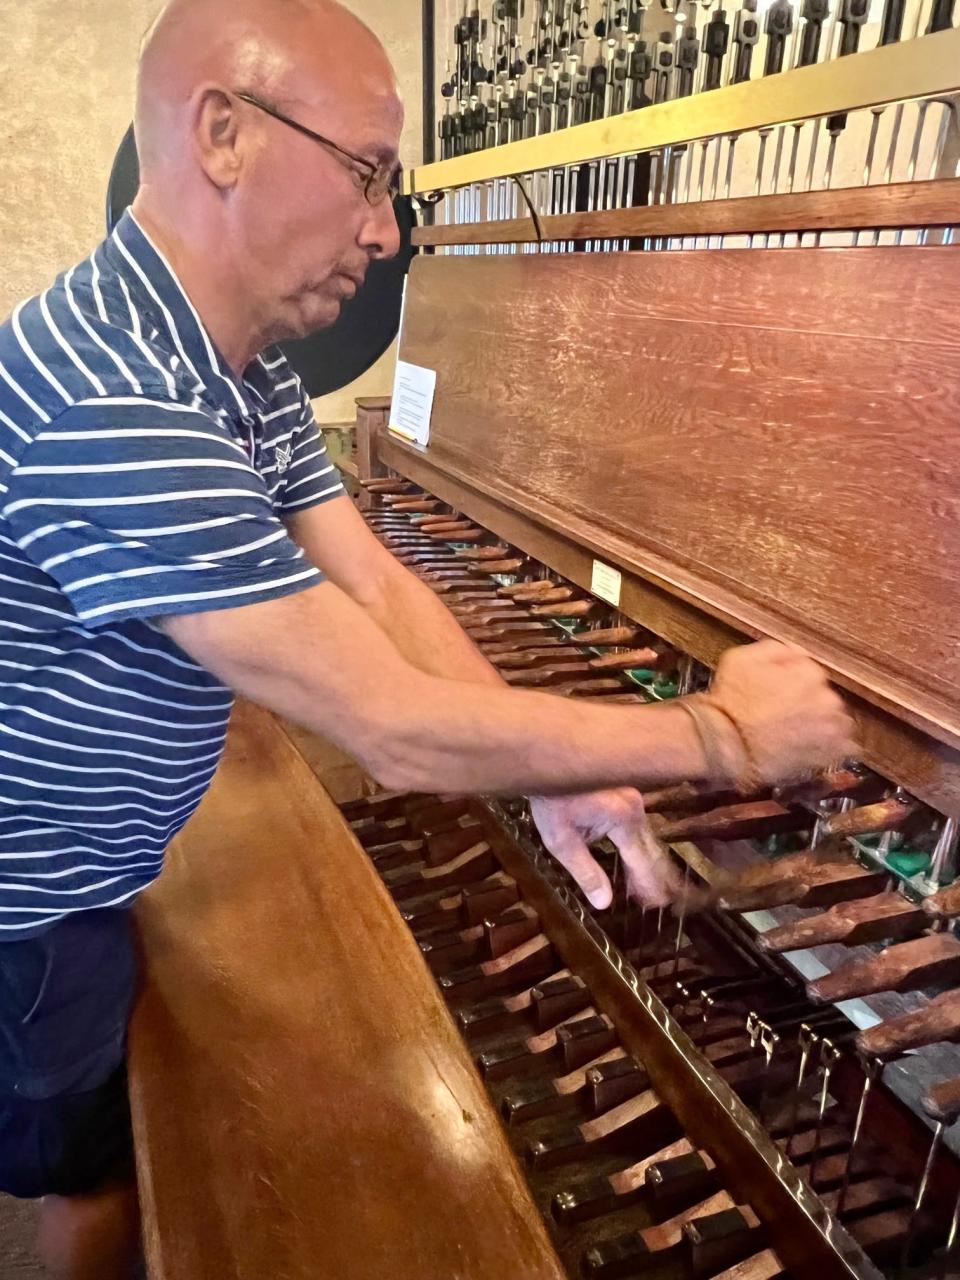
[0,907,137,1199]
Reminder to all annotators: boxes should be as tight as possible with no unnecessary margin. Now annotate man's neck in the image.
[129,194,263,376]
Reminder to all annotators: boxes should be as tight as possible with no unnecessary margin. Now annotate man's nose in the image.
[359,195,401,260]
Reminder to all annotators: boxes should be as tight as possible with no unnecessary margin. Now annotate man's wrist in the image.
[676,694,761,793]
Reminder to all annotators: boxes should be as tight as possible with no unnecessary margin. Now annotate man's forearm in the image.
[161,583,710,796]
[363,561,504,687]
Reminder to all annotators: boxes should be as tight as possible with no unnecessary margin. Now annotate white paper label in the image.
[591,560,622,607]
[387,360,437,447]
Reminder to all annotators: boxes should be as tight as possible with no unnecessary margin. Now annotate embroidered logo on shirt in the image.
[275,442,293,476]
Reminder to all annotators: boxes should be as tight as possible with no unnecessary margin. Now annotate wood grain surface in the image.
[377,432,960,815]
[128,702,564,1280]
[395,249,960,761]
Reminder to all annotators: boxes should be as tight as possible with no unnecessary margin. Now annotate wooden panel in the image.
[129,702,564,1280]
[413,178,960,247]
[395,249,960,760]
[354,398,391,510]
[377,435,960,816]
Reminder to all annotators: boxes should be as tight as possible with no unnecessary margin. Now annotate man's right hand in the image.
[708,640,857,787]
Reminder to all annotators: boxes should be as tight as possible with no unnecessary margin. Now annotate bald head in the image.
[136,0,399,175]
[130,0,404,370]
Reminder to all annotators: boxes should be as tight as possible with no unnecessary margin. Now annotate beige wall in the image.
[0,0,422,425]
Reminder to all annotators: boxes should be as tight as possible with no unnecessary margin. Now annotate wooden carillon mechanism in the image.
[316,7,960,1277]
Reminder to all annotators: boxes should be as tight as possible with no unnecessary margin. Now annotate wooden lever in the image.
[360,478,415,493]
[503,663,597,687]
[708,1248,785,1280]
[498,581,567,601]
[653,800,807,844]
[857,988,960,1059]
[721,847,886,912]
[480,636,570,655]
[552,1136,696,1224]
[922,880,960,920]
[501,1050,640,1125]
[572,626,643,647]
[683,1204,763,1278]
[588,647,662,671]
[465,623,554,641]
[478,1008,615,1080]
[820,797,920,839]
[457,971,584,1036]
[526,1088,675,1169]
[438,935,556,1002]
[491,648,584,670]
[458,545,512,559]
[757,892,927,953]
[467,558,526,574]
[398,872,517,932]
[421,520,476,534]
[451,609,532,626]
[551,678,631,698]
[921,1074,960,1125]
[530,599,599,618]
[428,529,485,542]
[383,842,495,899]
[776,769,886,807]
[478,901,540,956]
[582,1191,739,1277]
[386,498,442,512]
[641,781,740,814]
[808,933,960,1004]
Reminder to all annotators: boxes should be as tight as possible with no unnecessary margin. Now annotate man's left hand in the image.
[529,788,679,911]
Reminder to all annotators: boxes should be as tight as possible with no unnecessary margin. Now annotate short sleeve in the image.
[277,390,345,516]
[2,397,323,626]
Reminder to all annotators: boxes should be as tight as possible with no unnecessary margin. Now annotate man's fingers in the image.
[541,831,612,909]
[609,820,680,908]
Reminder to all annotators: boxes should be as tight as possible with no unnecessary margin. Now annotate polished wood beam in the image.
[129,702,565,1280]
[412,179,960,248]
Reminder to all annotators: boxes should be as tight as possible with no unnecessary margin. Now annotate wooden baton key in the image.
[721,846,887,912]
[552,1136,697,1224]
[582,1191,742,1277]
[572,625,643,646]
[457,970,583,1037]
[502,1051,642,1126]
[526,1087,676,1169]
[491,648,585,670]
[437,934,556,1002]
[498,581,568,601]
[820,797,921,839]
[857,988,960,1059]
[457,544,512,559]
[758,892,928,953]
[653,800,808,844]
[588,647,662,671]
[530,599,600,618]
[807,933,960,1004]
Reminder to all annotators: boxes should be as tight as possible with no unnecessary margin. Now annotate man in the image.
[0,0,854,1275]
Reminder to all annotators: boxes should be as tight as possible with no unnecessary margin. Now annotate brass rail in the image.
[404,28,960,195]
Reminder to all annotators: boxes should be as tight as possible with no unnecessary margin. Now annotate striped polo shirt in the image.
[0,209,343,936]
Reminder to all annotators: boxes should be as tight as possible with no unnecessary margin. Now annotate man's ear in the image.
[192,87,244,190]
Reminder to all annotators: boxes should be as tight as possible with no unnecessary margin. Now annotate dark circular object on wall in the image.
[106,124,417,398]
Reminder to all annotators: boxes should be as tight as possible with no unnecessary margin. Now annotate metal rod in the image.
[835,1056,882,1216]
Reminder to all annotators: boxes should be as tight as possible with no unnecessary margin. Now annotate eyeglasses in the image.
[234,91,402,207]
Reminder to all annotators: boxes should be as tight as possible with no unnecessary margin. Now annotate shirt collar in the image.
[105,209,267,419]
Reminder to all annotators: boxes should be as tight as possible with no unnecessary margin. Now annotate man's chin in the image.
[275,295,343,343]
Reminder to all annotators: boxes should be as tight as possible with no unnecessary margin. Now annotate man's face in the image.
[234,68,404,343]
